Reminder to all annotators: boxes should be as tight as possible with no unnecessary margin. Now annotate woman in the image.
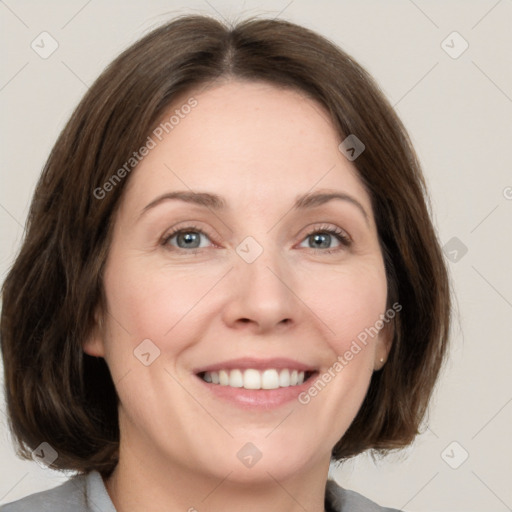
[0,14,450,512]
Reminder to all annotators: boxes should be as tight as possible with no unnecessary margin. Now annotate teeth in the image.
[244,369,261,389]
[262,369,279,389]
[200,369,308,389]
[219,370,230,386]
[228,369,243,387]
[279,369,290,387]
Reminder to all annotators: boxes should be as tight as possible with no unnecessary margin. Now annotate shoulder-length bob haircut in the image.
[1,14,450,475]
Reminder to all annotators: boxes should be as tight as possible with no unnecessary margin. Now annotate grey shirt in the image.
[0,471,402,511]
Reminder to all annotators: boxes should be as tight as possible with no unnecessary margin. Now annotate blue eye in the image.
[161,224,352,254]
[299,226,352,254]
[162,226,211,251]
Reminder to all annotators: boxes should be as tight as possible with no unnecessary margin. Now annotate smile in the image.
[199,368,315,389]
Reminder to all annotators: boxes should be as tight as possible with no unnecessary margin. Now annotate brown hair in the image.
[0,14,450,475]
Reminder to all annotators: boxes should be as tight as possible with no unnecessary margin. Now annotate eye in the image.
[298,224,352,254]
[160,223,352,255]
[161,225,213,251]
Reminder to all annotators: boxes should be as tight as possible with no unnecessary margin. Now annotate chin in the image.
[198,438,323,485]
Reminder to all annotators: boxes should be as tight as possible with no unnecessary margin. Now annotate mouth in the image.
[196,368,318,390]
[192,357,320,408]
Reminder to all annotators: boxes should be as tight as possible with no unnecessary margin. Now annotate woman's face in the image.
[85,80,391,483]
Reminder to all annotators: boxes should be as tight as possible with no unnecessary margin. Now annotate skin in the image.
[84,79,392,512]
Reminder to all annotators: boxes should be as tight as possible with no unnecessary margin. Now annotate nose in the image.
[221,246,301,334]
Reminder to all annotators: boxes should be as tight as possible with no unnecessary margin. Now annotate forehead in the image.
[121,80,372,217]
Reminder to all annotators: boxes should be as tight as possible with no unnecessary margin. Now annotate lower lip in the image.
[195,372,319,409]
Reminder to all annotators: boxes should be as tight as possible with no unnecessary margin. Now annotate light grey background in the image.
[1,1,511,511]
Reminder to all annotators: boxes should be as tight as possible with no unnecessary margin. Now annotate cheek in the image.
[300,261,388,357]
[102,260,222,351]
[295,264,387,439]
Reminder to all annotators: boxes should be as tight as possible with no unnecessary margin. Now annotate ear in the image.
[82,307,106,358]
[373,317,394,371]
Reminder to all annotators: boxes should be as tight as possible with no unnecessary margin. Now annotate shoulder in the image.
[0,476,86,512]
[325,478,403,512]
[0,471,115,512]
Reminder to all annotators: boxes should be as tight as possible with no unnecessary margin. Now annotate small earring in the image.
[379,358,384,363]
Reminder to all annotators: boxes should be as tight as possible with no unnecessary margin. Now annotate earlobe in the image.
[374,354,387,371]
[83,310,106,357]
[374,319,394,370]
[83,335,105,357]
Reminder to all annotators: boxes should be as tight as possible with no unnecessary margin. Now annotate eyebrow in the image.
[140,189,369,224]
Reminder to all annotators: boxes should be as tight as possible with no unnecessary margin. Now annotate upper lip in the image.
[194,357,318,374]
